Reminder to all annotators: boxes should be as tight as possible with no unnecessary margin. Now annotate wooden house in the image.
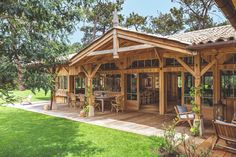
[54,11,236,120]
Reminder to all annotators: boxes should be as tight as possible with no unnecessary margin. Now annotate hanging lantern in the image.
[214,100,227,121]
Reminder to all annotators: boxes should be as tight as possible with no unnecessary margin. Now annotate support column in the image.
[194,54,201,110]
[87,76,94,117]
[159,57,165,115]
[82,64,101,117]
[181,72,185,105]
[213,60,220,104]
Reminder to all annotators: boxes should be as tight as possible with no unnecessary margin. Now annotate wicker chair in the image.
[78,95,85,109]
[212,120,236,152]
[70,94,77,108]
[174,105,195,127]
[111,95,124,113]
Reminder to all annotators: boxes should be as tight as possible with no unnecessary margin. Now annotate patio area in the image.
[14,102,214,138]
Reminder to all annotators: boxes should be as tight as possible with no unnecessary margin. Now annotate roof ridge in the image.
[168,25,232,37]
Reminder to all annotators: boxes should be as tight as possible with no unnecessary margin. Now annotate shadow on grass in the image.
[34,96,50,101]
[0,107,103,157]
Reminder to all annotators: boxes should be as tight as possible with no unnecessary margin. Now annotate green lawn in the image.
[0,90,50,104]
[0,107,163,157]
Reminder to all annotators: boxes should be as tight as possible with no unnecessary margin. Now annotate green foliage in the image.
[0,107,157,157]
[80,0,124,45]
[125,12,148,32]
[172,0,226,31]
[150,7,185,35]
[0,0,84,102]
[158,121,181,155]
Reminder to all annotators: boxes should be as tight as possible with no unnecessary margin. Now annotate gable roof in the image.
[69,27,192,66]
[167,25,236,45]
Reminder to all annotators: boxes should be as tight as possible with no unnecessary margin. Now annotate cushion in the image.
[179,113,194,119]
[177,105,188,113]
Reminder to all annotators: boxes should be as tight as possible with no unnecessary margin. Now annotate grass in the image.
[0,89,50,104]
[0,107,164,157]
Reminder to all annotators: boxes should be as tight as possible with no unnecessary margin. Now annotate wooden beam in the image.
[175,57,195,76]
[88,44,155,56]
[118,34,192,55]
[200,53,224,76]
[70,35,113,66]
[81,65,89,78]
[154,48,163,66]
[91,64,101,77]
[113,29,119,58]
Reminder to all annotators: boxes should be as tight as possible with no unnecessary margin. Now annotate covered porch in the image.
[55,25,236,123]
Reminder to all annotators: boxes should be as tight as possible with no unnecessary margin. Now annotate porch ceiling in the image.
[69,27,193,66]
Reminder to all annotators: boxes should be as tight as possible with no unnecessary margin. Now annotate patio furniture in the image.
[232,113,236,124]
[174,105,195,127]
[111,95,124,113]
[78,95,85,109]
[92,96,101,111]
[96,95,115,112]
[212,120,236,152]
[20,95,33,105]
[70,94,77,108]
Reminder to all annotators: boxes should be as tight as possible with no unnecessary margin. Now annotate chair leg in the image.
[212,137,219,150]
[175,119,181,126]
[187,120,193,127]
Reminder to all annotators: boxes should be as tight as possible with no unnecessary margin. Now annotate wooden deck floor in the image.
[198,136,236,157]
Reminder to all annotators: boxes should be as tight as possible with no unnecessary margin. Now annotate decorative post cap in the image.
[112,8,119,27]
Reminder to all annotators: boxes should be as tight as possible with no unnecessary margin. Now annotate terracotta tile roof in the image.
[167,25,236,45]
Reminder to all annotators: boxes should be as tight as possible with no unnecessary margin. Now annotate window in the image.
[184,73,194,104]
[74,76,85,94]
[201,72,213,106]
[58,76,68,90]
[165,58,181,67]
[221,71,236,98]
[129,59,159,69]
[93,74,121,92]
[100,63,118,70]
[127,74,137,100]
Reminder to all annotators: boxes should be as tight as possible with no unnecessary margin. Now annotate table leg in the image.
[102,100,104,112]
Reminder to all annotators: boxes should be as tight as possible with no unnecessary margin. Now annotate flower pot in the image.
[79,110,87,117]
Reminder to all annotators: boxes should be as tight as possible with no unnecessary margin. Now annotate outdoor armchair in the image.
[174,105,195,127]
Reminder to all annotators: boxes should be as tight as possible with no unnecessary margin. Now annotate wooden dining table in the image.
[95,95,115,112]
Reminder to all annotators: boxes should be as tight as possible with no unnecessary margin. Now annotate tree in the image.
[172,0,225,31]
[125,12,148,32]
[150,7,185,35]
[0,0,84,105]
[80,0,124,45]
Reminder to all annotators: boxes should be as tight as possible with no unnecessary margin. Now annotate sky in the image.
[69,0,226,43]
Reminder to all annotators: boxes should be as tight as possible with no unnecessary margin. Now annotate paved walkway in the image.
[6,102,195,142]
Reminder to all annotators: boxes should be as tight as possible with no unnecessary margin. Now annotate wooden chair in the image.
[111,95,124,113]
[78,95,85,109]
[212,120,236,152]
[174,105,195,127]
[231,113,236,124]
[70,94,77,108]
[91,95,101,111]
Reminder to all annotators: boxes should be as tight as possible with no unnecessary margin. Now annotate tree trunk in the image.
[49,90,53,110]
[15,58,25,91]
[92,16,98,40]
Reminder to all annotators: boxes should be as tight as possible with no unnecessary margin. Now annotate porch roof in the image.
[69,27,193,66]
[69,25,236,66]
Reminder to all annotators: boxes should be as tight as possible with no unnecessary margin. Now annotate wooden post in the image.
[82,64,101,117]
[181,72,185,105]
[194,53,204,136]
[159,56,165,115]
[213,60,220,104]
[194,54,201,110]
